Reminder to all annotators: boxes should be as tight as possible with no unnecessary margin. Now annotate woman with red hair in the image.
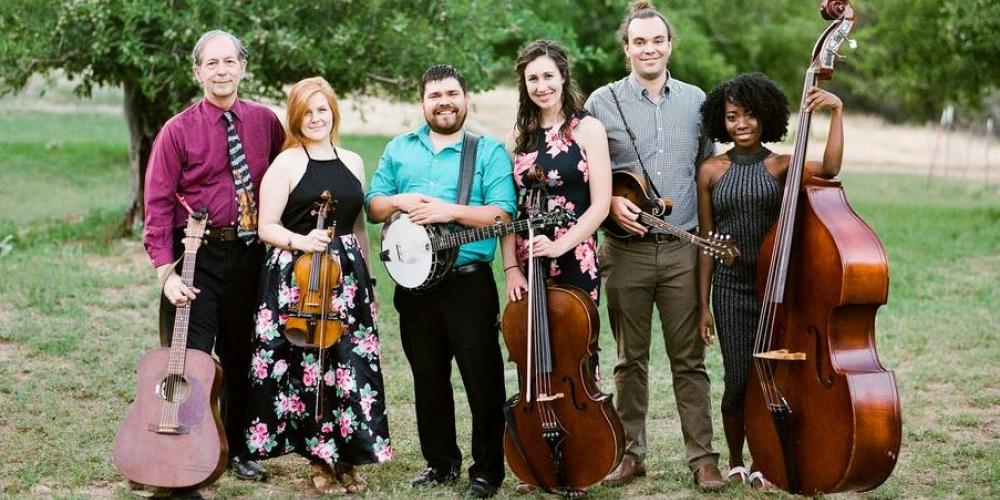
[246,77,391,494]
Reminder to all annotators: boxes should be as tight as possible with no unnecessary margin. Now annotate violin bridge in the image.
[537,392,564,402]
[754,349,807,361]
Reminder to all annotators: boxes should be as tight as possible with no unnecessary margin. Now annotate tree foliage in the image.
[849,0,1000,122]
[0,0,560,232]
[1,0,997,233]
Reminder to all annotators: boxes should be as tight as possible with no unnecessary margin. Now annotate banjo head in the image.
[382,213,435,289]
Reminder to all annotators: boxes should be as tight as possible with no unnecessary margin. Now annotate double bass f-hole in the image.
[807,326,835,387]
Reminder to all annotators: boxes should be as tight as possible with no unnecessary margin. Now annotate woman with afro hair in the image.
[695,72,844,489]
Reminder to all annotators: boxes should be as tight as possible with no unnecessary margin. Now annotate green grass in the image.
[0,111,998,498]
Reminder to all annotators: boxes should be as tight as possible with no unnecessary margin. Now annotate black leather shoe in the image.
[465,477,499,498]
[230,456,269,482]
[411,466,460,487]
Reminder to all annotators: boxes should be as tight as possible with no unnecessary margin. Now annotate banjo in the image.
[380,207,573,292]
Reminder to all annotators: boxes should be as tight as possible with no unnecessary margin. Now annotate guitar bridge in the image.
[148,424,189,435]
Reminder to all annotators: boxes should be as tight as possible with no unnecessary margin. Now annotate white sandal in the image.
[726,466,749,483]
[748,471,778,492]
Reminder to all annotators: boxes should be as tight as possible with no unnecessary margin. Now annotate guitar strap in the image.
[607,85,664,200]
[456,131,480,206]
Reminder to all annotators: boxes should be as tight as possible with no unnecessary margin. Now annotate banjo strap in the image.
[456,131,480,206]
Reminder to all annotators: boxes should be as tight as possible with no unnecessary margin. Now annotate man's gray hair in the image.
[192,30,248,67]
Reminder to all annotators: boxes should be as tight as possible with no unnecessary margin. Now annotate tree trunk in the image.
[121,82,164,236]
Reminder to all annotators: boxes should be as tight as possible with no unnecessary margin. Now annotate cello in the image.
[744,1,901,494]
[501,176,625,495]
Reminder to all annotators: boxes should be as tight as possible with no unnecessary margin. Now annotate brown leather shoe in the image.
[694,462,725,491]
[601,454,646,487]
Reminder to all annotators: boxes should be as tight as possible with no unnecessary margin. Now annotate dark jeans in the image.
[159,234,265,458]
[394,265,506,486]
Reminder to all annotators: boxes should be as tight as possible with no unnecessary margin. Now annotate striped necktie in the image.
[222,111,258,244]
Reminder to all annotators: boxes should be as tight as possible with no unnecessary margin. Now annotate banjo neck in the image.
[430,218,539,252]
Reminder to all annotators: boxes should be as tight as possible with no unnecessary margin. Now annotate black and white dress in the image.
[244,148,391,466]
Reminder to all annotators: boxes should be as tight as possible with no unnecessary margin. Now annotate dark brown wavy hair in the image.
[513,40,583,155]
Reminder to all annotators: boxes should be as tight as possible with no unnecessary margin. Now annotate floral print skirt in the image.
[244,234,391,466]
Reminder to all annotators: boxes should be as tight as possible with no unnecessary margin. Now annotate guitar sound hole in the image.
[156,374,191,403]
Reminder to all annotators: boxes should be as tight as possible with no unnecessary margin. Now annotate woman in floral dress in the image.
[500,39,613,496]
[247,77,390,495]
[501,40,611,306]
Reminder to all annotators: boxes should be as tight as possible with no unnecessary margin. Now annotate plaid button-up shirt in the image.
[585,72,714,231]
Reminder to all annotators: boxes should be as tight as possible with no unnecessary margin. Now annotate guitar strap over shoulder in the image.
[456,131,480,206]
[607,85,664,200]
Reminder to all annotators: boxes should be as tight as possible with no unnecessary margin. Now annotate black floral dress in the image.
[512,112,600,302]
[244,151,391,466]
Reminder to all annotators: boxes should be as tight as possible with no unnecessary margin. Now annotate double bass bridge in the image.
[754,349,807,361]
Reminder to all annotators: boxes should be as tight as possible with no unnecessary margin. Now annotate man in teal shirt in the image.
[366,65,515,499]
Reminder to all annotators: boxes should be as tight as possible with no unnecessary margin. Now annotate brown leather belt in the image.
[631,229,695,244]
[203,226,239,242]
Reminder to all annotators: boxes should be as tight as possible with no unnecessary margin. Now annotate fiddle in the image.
[743,1,901,494]
[285,190,342,350]
[500,172,624,494]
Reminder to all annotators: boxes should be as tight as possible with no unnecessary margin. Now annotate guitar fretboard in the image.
[166,246,198,376]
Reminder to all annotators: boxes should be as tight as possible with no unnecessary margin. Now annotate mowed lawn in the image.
[0,109,997,498]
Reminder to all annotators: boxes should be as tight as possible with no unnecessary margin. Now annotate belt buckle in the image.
[206,226,238,241]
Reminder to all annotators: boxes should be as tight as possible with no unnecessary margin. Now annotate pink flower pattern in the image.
[512,113,600,303]
[246,213,388,465]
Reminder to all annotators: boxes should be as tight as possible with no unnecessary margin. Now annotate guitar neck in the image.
[431,218,537,251]
[166,248,197,375]
[638,213,705,246]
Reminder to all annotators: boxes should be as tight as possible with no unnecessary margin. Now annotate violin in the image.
[285,190,342,350]
[500,170,625,494]
[743,1,901,494]
[284,191,342,422]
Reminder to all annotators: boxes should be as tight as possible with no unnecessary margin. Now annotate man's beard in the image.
[426,104,467,135]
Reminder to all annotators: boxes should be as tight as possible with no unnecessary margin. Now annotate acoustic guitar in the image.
[113,209,228,490]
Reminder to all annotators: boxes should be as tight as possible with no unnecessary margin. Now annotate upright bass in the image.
[744,1,901,494]
[501,176,625,495]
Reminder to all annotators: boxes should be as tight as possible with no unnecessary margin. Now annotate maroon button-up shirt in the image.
[143,98,285,267]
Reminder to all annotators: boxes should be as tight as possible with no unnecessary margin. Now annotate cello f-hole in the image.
[561,375,587,411]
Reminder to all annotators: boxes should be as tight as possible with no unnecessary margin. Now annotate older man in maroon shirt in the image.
[143,29,284,481]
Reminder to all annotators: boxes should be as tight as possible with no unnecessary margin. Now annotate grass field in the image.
[0,109,997,498]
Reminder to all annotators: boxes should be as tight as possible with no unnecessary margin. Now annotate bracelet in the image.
[504,265,519,272]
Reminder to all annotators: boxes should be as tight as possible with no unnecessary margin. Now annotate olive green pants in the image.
[600,236,719,470]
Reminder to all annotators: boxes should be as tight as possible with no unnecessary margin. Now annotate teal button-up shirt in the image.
[366,125,517,266]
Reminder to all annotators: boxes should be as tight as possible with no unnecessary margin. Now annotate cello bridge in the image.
[754,349,806,361]
[537,392,564,402]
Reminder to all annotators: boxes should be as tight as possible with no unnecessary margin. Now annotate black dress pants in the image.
[159,234,265,458]
[394,265,506,486]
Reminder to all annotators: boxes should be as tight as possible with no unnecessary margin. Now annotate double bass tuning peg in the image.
[847,38,858,50]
